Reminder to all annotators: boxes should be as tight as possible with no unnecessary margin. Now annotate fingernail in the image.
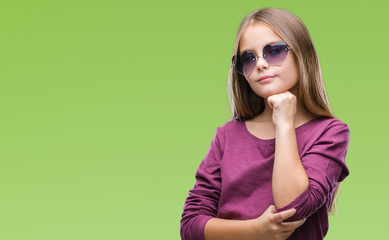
[303,218,307,223]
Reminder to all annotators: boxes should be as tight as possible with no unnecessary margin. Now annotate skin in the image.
[205,206,305,240]
[240,22,313,208]
[204,22,311,240]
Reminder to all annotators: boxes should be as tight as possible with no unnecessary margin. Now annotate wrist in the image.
[246,219,256,237]
[246,218,264,240]
[275,122,294,132]
[205,218,262,240]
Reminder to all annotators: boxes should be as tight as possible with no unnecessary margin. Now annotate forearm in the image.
[272,124,309,208]
[204,217,255,240]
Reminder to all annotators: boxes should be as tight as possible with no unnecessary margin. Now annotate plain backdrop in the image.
[0,0,387,239]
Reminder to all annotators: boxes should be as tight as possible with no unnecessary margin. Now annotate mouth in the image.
[257,75,275,82]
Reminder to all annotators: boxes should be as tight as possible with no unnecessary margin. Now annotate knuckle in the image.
[271,224,279,232]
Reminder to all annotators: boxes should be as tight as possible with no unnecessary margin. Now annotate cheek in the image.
[282,61,299,84]
[284,70,299,84]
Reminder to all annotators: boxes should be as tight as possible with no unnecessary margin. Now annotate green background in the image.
[0,0,386,239]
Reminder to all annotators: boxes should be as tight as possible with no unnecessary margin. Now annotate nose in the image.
[256,56,269,71]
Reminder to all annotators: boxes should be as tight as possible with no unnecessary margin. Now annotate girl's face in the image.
[239,22,299,99]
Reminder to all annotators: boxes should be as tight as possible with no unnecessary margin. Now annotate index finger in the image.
[272,208,296,222]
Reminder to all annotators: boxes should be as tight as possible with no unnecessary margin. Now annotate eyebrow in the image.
[239,40,281,55]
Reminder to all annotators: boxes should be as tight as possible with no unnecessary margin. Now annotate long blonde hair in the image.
[227,7,340,214]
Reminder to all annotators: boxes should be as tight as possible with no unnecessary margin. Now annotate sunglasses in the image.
[231,41,292,76]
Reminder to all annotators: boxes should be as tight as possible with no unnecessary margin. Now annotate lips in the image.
[257,75,275,82]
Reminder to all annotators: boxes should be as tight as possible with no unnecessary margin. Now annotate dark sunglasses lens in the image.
[232,55,244,74]
[263,44,288,65]
[232,53,255,76]
[232,43,289,76]
[241,52,256,76]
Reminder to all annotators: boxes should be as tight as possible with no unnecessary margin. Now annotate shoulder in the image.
[311,116,349,129]
[304,116,351,149]
[218,119,243,129]
[298,116,350,151]
[215,119,244,136]
[308,116,350,137]
[209,119,245,145]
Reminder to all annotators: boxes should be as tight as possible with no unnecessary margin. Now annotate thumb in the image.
[267,97,274,110]
[276,208,297,222]
[265,205,277,214]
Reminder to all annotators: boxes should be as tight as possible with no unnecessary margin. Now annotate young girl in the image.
[180,7,350,240]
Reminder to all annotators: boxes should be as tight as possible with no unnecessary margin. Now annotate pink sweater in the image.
[180,116,350,240]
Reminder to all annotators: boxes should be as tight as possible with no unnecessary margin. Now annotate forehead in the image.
[239,23,282,52]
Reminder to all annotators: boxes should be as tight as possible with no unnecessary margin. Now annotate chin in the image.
[256,90,285,99]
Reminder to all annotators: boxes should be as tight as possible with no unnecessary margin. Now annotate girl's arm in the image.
[273,124,309,208]
[273,120,350,221]
[268,92,350,221]
[268,91,309,209]
[204,205,305,240]
[180,125,307,240]
[180,127,224,240]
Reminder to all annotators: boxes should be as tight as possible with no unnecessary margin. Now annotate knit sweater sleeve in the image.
[275,120,351,221]
[180,126,224,240]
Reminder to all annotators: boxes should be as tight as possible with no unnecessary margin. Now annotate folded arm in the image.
[272,121,350,221]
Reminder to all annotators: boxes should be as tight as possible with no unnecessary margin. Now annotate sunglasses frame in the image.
[231,41,292,76]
